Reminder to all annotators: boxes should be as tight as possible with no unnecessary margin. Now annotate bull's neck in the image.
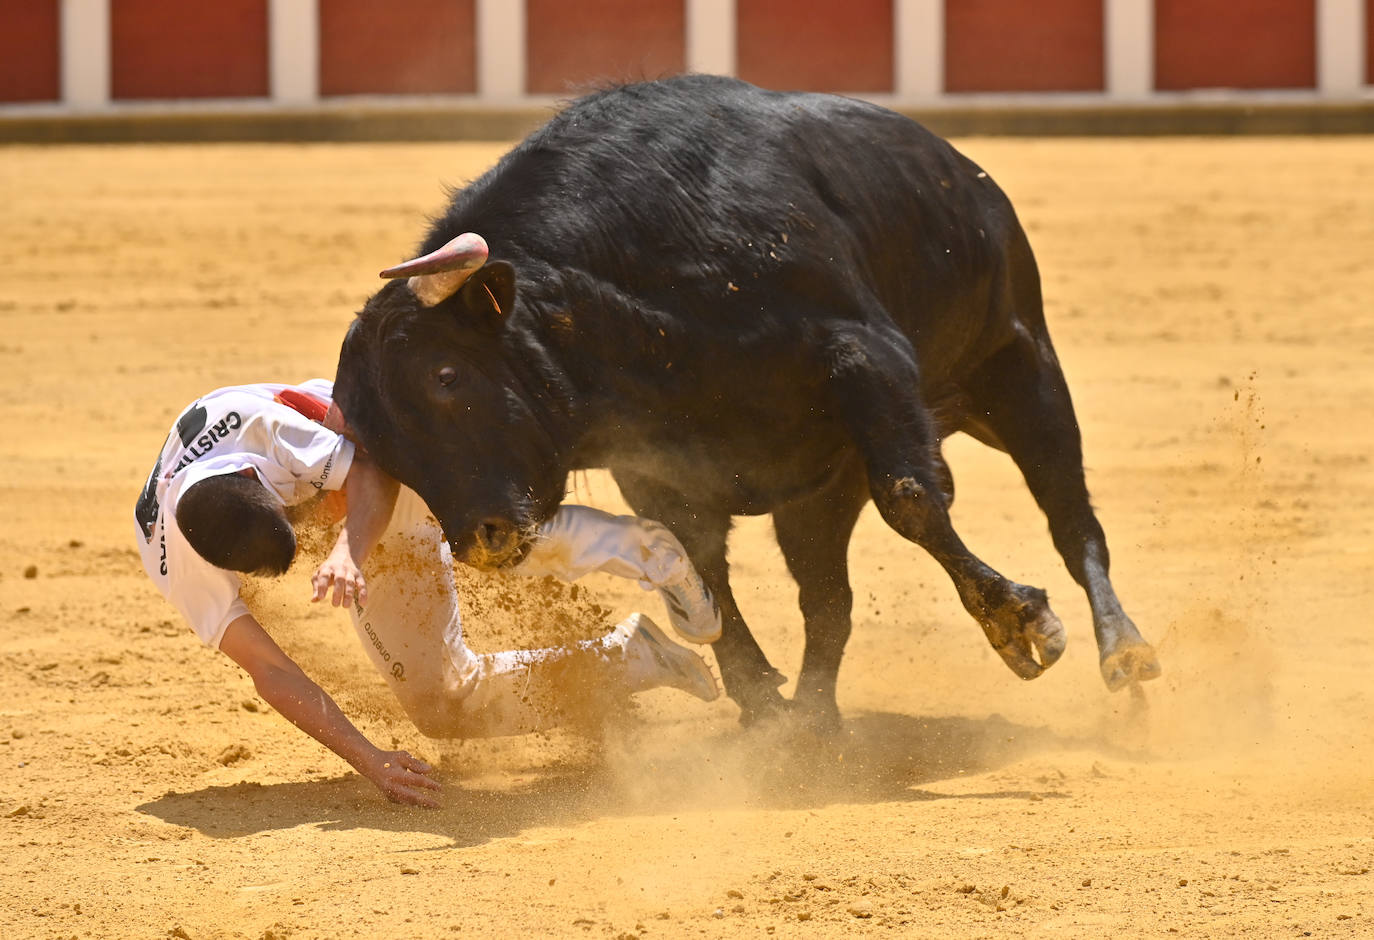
[548,366,645,472]
[518,278,681,473]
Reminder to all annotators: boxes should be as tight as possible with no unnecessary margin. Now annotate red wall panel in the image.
[736,0,893,92]
[320,0,476,96]
[111,0,269,99]
[944,0,1104,93]
[0,0,60,103]
[526,0,684,95]
[1155,0,1316,90]
[1367,0,1374,85]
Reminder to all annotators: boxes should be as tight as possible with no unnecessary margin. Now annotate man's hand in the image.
[311,549,367,607]
[310,431,398,606]
[360,749,442,808]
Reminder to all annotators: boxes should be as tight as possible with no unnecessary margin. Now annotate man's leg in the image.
[350,495,715,739]
[439,613,717,739]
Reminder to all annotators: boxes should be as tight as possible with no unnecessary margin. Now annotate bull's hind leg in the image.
[771,457,871,732]
[823,325,1067,680]
[613,471,788,724]
[963,335,1161,689]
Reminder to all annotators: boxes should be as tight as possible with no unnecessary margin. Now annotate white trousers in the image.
[346,491,680,738]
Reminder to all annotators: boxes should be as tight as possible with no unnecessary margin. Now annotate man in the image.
[135,379,721,807]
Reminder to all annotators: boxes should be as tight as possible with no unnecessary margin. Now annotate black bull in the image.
[333,74,1160,726]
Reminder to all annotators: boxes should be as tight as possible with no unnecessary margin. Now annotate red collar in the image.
[273,387,330,424]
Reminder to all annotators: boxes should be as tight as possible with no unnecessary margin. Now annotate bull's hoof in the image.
[789,688,843,736]
[980,586,1066,680]
[732,679,789,728]
[1100,641,1162,691]
[737,697,787,728]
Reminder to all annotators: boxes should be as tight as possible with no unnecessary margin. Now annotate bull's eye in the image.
[437,366,458,387]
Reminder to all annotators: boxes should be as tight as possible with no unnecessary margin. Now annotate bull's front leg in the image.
[612,471,788,724]
[710,588,790,723]
[823,325,1066,679]
[771,457,872,733]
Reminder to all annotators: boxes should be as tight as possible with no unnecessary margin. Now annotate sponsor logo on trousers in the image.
[363,620,405,681]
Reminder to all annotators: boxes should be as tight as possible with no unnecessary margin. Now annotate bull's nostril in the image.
[477,519,513,552]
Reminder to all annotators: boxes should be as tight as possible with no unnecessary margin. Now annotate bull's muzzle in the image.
[452,517,527,571]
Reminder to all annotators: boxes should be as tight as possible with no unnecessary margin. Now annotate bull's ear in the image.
[458,260,516,328]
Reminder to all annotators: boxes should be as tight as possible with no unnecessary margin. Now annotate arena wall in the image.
[1,0,1371,137]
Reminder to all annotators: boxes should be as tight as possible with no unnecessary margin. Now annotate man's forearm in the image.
[250,660,382,773]
[338,452,400,567]
[219,614,439,805]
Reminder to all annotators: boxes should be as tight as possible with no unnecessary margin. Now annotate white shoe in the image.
[618,613,720,702]
[657,568,722,644]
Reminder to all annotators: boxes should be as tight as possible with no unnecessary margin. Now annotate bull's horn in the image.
[379,232,489,307]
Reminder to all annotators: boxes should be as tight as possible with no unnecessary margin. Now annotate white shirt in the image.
[134,380,354,648]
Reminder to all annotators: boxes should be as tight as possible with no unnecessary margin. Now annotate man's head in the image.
[175,470,295,575]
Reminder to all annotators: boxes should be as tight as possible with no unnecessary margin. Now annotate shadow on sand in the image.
[137,710,1123,848]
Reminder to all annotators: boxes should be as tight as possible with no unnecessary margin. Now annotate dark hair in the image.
[175,472,296,575]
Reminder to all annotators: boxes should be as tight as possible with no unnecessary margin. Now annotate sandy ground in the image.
[1,134,1372,939]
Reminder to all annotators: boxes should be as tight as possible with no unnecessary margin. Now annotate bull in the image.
[333,75,1160,727]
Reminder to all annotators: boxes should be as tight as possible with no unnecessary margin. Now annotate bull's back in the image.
[449,76,1027,353]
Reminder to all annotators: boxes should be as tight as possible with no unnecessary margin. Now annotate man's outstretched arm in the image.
[218,613,439,807]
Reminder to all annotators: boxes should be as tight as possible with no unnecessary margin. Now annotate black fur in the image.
[335,75,1160,727]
